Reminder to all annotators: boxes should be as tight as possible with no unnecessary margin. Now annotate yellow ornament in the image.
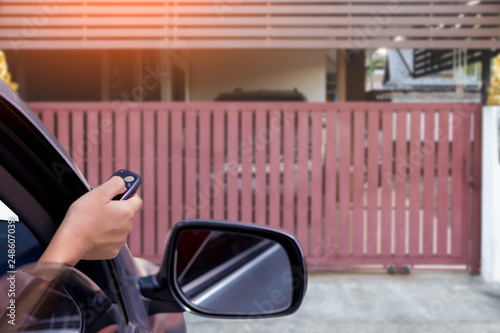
[487,54,500,105]
[0,50,18,93]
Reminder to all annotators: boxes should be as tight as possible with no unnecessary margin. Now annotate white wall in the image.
[481,106,500,288]
[188,50,326,102]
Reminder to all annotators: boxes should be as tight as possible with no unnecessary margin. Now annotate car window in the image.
[0,202,82,332]
[0,200,44,274]
[0,201,122,333]
[0,266,82,333]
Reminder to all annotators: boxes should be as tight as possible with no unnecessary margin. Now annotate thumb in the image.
[94,176,126,199]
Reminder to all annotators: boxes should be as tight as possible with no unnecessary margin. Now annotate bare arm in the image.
[39,176,143,266]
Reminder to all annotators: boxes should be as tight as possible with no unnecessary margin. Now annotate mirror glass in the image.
[175,230,293,315]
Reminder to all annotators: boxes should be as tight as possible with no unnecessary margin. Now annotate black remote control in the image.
[111,169,141,201]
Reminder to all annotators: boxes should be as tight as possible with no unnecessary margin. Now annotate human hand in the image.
[39,176,143,266]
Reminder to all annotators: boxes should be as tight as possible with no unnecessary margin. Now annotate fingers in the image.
[126,194,143,213]
[95,176,126,199]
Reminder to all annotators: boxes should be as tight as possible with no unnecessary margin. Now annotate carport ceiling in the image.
[0,0,499,50]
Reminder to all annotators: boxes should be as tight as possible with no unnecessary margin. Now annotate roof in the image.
[1,1,499,50]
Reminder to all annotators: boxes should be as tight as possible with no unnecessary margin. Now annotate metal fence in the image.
[29,102,482,273]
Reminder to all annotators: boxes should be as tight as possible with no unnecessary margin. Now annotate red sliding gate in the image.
[29,102,482,273]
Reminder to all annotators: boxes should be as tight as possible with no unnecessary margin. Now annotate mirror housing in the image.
[140,220,307,318]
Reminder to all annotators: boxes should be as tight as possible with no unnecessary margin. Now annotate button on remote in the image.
[123,176,135,183]
[111,169,141,201]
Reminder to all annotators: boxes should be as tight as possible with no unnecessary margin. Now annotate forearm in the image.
[38,228,84,266]
[37,176,142,267]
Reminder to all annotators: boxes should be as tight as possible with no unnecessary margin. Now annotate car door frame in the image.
[0,80,160,332]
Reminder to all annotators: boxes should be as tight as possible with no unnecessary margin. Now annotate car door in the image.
[0,80,186,332]
[0,78,308,332]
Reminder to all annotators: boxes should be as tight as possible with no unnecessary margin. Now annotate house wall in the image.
[6,50,102,101]
[188,50,326,102]
[482,106,500,288]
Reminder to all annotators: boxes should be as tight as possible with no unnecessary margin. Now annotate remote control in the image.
[111,169,141,201]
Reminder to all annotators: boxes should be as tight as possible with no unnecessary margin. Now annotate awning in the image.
[1,1,499,50]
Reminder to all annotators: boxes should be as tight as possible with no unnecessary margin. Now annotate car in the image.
[0,79,307,333]
[214,88,307,101]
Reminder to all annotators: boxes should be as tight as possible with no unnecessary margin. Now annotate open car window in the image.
[0,264,83,333]
[0,263,121,333]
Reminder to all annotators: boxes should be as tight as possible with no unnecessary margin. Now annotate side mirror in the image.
[140,220,307,318]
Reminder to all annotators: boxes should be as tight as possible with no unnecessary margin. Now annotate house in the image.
[0,1,497,274]
[1,1,498,104]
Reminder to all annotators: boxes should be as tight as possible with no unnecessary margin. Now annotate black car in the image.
[0,79,307,333]
[214,88,307,102]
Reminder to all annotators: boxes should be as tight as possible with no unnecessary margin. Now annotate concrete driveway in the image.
[184,273,500,333]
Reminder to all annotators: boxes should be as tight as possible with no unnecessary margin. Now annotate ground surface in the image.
[184,272,500,333]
